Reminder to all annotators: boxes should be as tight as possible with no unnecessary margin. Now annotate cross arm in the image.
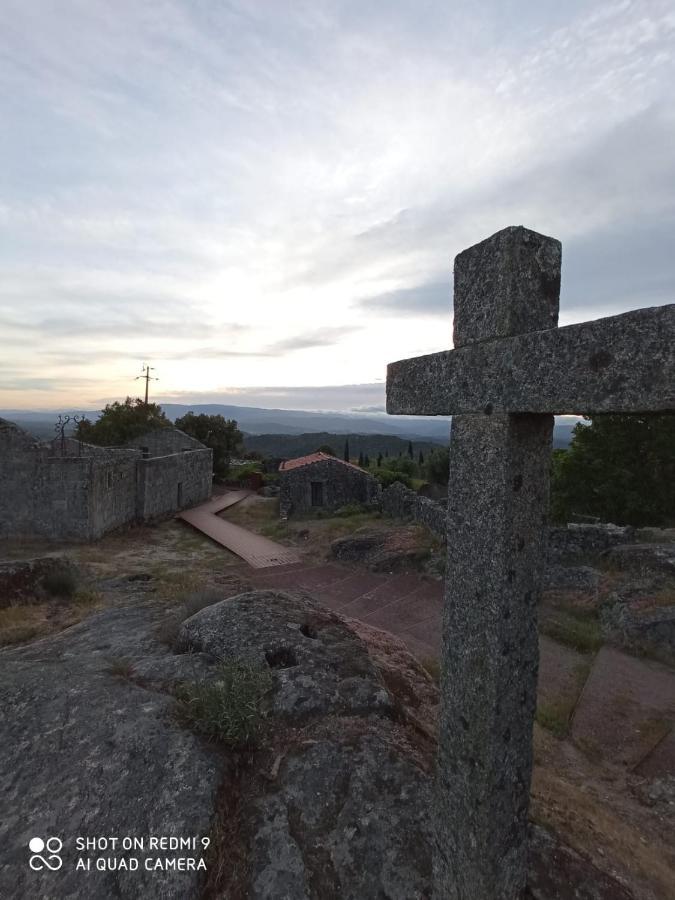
[387,304,675,416]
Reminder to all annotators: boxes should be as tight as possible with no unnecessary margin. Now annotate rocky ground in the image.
[1,500,674,898]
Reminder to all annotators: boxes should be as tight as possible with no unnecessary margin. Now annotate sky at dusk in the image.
[1,0,674,412]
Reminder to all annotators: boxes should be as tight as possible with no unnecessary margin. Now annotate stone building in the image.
[279,452,379,517]
[0,419,212,543]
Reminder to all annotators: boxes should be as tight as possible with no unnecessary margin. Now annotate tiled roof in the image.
[278,451,367,473]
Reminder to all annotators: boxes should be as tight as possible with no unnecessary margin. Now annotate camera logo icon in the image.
[29,837,63,871]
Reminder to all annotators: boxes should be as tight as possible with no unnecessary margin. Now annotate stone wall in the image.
[136,448,212,521]
[547,523,635,563]
[127,427,205,456]
[1,417,212,543]
[89,454,140,539]
[381,481,447,538]
[280,458,380,517]
[380,480,637,562]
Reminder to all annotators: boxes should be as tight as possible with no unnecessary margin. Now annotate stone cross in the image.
[387,226,675,899]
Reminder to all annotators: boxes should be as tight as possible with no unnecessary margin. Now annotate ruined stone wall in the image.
[136,449,212,521]
[89,453,140,539]
[381,481,448,538]
[127,427,205,456]
[381,480,637,561]
[547,523,635,563]
[280,459,380,517]
[0,420,40,539]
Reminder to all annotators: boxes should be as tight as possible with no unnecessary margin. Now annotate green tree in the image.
[358,451,364,467]
[382,455,415,477]
[364,453,370,467]
[316,444,335,456]
[425,447,450,486]
[418,449,425,466]
[175,412,243,478]
[377,452,383,467]
[408,440,414,459]
[76,397,169,446]
[343,439,350,462]
[550,414,675,527]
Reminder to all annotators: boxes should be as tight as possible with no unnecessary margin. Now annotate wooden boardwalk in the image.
[178,491,301,569]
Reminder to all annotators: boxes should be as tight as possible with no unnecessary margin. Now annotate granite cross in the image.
[386,225,675,899]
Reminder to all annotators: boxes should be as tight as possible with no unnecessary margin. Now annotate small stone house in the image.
[0,419,212,543]
[278,452,380,518]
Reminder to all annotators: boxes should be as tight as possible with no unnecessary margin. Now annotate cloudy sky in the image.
[1,0,673,412]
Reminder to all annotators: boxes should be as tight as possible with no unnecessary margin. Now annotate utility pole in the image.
[135,363,158,405]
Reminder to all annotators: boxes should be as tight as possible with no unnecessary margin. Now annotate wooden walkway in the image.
[178,491,301,569]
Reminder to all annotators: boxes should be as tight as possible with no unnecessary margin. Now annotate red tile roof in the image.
[278,451,367,473]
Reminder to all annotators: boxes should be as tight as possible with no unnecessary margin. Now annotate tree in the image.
[377,452,383,468]
[317,444,335,456]
[408,440,414,459]
[175,412,243,478]
[358,451,364,467]
[550,414,675,527]
[76,397,169,446]
[364,453,370,467]
[343,439,350,462]
[418,449,425,466]
[425,446,450,486]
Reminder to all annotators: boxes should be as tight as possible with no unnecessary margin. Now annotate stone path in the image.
[178,492,301,569]
[239,561,675,776]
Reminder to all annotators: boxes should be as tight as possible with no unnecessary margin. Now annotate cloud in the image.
[154,382,386,412]
[265,326,360,354]
[0,0,673,407]
[358,280,450,316]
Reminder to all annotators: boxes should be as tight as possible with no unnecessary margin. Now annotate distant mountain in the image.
[243,432,446,459]
[0,403,579,447]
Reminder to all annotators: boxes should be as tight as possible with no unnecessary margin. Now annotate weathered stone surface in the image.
[426,226,561,900]
[453,226,561,348]
[0,604,222,899]
[605,543,675,577]
[547,523,635,563]
[250,731,435,900]
[387,304,675,416]
[437,412,554,898]
[0,554,78,607]
[527,824,634,900]
[178,590,392,720]
[381,481,447,538]
[330,525,435,572]
[543,564,601,592]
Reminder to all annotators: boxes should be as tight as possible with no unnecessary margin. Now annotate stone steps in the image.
[229,562,675,776]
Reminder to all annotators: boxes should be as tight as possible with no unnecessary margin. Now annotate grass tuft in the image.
[108,657,135,679]
[175,658,273,748]
[541,609,603,654]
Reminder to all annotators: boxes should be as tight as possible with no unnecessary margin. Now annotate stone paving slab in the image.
[570,646,675,768]
[537,635,589,713]
[400,618,443,655]
[635,728,675,778]
[362,590,442,631]
[339,574,427,619]
[312,573,388,610]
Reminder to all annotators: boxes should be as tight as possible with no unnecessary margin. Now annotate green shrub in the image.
[175,658,273,748]
[375,469,412,489]
[334,503,368,517]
